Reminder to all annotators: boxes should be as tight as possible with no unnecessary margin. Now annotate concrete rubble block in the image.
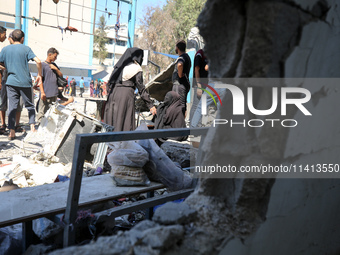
[0,224,22,255]
[133,245,161,255]
[133,219,160,232]
[33,218,63,241]
[48,233,133,255]
[160,141,194,168]
[152,202,197,225]
[24,244,53,255]
[141,225,184,250]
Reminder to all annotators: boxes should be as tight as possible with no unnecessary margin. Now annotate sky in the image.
[97,0,167,26]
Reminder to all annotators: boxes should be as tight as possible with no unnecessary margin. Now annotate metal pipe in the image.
[112,1,120,65]
[39,0,42,24]
[148,60,161,74]
[0,11,39,23]
[23,0,29,45]
[88,0,96,79]
[67,0,72,27]
[127,0,136,48]
[15,0,22,29]
[41,11,93,25]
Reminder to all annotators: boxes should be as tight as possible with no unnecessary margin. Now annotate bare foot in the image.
[30,124,37,132]
[8,129,15,139]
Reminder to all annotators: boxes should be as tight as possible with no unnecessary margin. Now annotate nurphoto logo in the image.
[199,82,312,128]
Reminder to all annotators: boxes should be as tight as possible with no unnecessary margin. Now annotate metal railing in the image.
[63,127,209,247]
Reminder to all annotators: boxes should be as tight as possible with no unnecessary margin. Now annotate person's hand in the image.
[33,83,39,90]
[49,64,58,71]
[35,75,42,85]
[196,88,202,98]
[41,92,46,101]
[150,106,157,115]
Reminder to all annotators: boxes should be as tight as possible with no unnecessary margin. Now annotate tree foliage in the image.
[93,15,109,64]
[166,0,206,41]
[136,0,206,80]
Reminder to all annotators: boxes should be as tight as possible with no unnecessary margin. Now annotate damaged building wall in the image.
[48,0,340,254]
[187,0,340,254]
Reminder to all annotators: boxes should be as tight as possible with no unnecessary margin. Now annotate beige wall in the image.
[0,0,94,79]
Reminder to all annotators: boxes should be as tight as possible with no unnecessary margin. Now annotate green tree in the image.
[167,0,206,41]
[93,15,109,64]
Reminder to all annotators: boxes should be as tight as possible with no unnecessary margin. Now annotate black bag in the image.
[56,76,68,87]
[49,62,68,87]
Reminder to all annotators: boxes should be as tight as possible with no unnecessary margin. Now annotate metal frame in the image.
[63,127,208,247]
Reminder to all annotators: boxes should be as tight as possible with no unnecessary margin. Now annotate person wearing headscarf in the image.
[104,47,156,131]
[154,91,187,144]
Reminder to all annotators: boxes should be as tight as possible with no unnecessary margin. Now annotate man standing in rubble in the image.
[1,31,28,134]
[0,26,7,134]
[79,77,85,97]
[70,78,76,97]
[172,40,192,116]
[0,29,42,140]
[37,47,61,123]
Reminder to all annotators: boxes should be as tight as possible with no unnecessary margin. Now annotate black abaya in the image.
[104,71,153,131]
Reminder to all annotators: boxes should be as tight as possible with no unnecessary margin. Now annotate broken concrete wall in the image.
[48,0,340,254]
[188,0,340,254]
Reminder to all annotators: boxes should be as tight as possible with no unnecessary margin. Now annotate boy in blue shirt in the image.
[79,77,84,97]
[0,29,42,140]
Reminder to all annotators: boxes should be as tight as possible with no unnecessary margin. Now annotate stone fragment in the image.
[152,202,197,225]
[141,225,184,249]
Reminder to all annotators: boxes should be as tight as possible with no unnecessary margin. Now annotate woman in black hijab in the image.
[154,91,187,143]
[104,48,157,131]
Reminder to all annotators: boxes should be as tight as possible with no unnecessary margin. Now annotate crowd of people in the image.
[0,27,73,140]
[89,79,107,98]
[0,26,216,140]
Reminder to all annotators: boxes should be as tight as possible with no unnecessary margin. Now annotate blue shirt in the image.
[0,44,36,87]
[79,79,84,88]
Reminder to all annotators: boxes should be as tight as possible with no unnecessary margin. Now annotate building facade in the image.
[0,0,96,87]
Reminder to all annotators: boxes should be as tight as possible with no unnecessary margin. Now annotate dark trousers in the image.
[71,85,76,96]
[6,85,35,130]
[80,87,84,97]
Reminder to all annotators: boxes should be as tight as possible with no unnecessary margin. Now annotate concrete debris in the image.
[0,155,72,188]
[33,218,63,241]
[152,202,197,225]
[48,222,184,255]
[0,224,22,255]
[144,63,176,102]
[141,225,184,249]
[25,103,110,165]
[23,244,54,255]
[160,140,197,168]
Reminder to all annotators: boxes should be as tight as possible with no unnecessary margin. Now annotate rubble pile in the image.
[0,155,72,188]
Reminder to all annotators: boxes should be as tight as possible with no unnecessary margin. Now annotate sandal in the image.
[8,136,16,141]
[0,124,6,130]
[15,126,25,133]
